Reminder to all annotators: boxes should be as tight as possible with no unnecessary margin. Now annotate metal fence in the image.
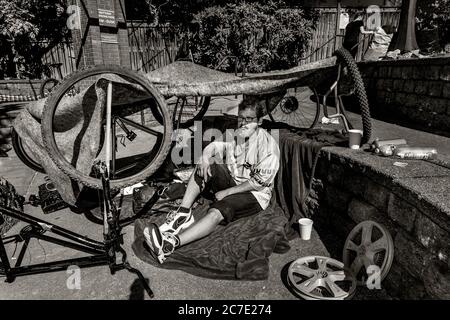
[127,22,180,72]
[41,41,77,79]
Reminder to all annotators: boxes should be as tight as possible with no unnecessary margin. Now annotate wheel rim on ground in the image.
[287,256,357,300]
[41,65,173,190]
[343,221,394,286]
[266,86,320,129]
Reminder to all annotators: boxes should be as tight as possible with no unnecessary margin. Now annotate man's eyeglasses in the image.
[238,116,258,123]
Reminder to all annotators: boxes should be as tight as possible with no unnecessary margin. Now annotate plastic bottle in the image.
[375,144,395,156]
[393,147,438,160]
[371,138,407,151]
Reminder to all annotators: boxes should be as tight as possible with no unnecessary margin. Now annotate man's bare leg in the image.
[178,208,223,246]
[179,168,204,209]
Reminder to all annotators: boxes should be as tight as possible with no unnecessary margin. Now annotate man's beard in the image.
[236,123,258,139]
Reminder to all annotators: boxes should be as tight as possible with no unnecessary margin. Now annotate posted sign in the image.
[100,33,118,44]
[98,9,116,27]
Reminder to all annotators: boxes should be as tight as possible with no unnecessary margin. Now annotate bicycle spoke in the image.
[294,110,307,127]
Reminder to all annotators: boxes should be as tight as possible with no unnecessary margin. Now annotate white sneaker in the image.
[144,224,179,264]
[160,208,194,235]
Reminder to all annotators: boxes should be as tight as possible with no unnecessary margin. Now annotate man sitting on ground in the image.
[144,97,280,263]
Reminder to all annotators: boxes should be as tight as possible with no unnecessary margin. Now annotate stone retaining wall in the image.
[359,57,450,137]
[307,147,450,299]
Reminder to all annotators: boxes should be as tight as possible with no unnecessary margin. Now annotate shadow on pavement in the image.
[129,278,150,300]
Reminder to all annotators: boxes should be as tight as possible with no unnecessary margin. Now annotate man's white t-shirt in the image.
[204,127,280,210]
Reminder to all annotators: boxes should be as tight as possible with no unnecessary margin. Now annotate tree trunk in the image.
[388,0,419,52]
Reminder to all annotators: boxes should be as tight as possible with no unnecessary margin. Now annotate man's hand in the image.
[215,189,230,201]
[196,156,211,182]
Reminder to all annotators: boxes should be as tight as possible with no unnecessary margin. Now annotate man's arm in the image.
[197,141,228,181]
[201,141,227,161]
[360,26,375,35]
[215,181,256,200]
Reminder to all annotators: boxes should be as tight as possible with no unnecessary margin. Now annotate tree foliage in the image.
[141,0,311,26]
[0,0,69,79]
[131,1,319,72]
[187,2,319,73]
[416,0,450,44]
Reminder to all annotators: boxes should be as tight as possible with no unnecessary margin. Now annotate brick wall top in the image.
[0,80,44,96]
[0,80,43,85]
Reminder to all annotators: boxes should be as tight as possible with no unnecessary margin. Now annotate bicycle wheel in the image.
[266,86,321,129]
[333,47,372,144]
[41,65,173,190]
[40,78,60,98]
[11,128,45,174]
[167,96,211,129]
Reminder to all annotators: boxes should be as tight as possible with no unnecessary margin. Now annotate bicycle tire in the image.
[309,88,321,129]
[177,96,211,129]
[333,48,372,144]
[41,65,173,190]
[11,128,45,174]
[267,87,321,129]
[40,78,60,98]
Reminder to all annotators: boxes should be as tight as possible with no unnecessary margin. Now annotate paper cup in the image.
[298,218,313,240]
[348,129,363,149]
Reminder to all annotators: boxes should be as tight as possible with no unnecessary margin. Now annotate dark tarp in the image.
[274,126,348,238]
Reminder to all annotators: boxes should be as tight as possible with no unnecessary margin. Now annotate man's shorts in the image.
[194,163,262,224]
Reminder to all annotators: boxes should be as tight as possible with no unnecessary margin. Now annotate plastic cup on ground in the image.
[348,129,363,149]
[298,218,313,240]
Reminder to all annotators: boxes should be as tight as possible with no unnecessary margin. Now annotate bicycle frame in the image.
[320,63,352,133]
[0,161,161,298]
